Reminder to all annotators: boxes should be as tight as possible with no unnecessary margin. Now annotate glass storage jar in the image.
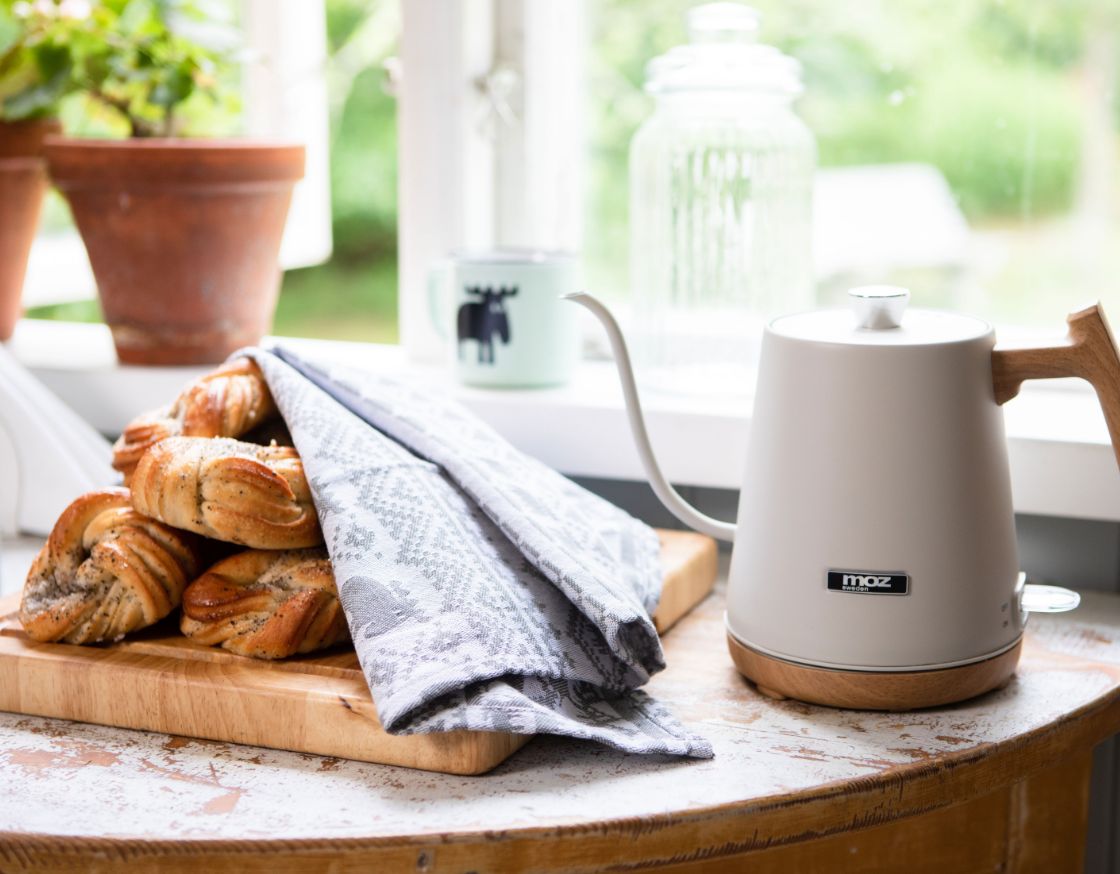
[629,3,816,397]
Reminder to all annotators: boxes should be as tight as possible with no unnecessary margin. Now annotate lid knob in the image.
[849,286,910,330]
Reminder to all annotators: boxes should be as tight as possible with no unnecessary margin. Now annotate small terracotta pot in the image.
[0,119,59,341]
[45,139,305,365]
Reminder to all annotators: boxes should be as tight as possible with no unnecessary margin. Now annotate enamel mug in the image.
[429,250,580,388]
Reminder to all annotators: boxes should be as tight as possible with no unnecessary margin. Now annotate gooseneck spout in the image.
[564,292,737,543]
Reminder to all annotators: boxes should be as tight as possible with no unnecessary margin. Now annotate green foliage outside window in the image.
[25,0,1120,338]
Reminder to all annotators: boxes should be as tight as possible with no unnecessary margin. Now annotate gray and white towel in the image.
[246,346,712,758]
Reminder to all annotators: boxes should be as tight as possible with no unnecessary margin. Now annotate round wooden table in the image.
[2,582,1120,873]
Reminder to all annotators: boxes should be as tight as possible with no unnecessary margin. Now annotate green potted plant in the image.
[0,0,71,340]
[43,0,304,365]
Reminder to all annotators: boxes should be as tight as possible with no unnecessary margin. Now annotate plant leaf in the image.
[148,63,192,108]
[3,63,72,119]
[0,6,22,59]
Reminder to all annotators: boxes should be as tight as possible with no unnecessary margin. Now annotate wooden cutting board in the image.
[0,530,717,776]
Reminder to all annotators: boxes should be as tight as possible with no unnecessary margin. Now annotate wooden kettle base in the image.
[727,633,1022,711]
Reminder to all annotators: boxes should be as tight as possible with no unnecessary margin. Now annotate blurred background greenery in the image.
[586,0,1119,327]
[276,0,397,342]
[29,0,1120,338]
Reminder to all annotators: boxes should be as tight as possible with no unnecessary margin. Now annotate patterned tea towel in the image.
[245,346,712,758]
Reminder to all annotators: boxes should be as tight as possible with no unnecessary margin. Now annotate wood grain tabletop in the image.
[2,575,1120,872]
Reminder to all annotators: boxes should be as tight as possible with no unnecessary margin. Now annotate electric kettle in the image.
[569,287,1120,710]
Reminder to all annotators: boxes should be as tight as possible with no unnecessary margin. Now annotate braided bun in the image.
[129,436,322,549]
[181,549,348,659]
[112,358,278,482]
[20,489,203,644]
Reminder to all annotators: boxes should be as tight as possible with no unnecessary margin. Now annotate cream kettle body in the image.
[570,287,1120,709]
[728,304,1021,671]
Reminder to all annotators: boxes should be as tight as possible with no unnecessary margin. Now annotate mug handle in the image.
[427,261,452,342]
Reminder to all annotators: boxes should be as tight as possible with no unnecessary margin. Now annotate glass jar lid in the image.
[645,3,802,96]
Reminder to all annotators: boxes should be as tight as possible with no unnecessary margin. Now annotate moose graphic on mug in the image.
[457,285,518,364]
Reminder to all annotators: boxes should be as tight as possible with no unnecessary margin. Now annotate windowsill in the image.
[8,318,1120,523]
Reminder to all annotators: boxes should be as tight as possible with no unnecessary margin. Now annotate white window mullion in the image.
[397,0,584,362]
[397,0,496,363]
[243,0,334,270]
[493,0,584,252]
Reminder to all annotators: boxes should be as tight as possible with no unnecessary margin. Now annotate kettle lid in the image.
[771,286,991,346]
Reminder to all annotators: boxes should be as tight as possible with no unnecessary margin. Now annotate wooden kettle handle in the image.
[992,304,1120,469]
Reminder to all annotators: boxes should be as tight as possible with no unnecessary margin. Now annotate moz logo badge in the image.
[827,570,909,595]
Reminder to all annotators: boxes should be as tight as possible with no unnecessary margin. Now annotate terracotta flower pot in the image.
[0,119,59,341]
[45,139,305,365]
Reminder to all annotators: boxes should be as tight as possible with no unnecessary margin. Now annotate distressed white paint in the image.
[1,588,1118,841]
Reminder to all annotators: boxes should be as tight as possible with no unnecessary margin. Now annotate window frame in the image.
[396,0,585,363]
[9,316,1120,522]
